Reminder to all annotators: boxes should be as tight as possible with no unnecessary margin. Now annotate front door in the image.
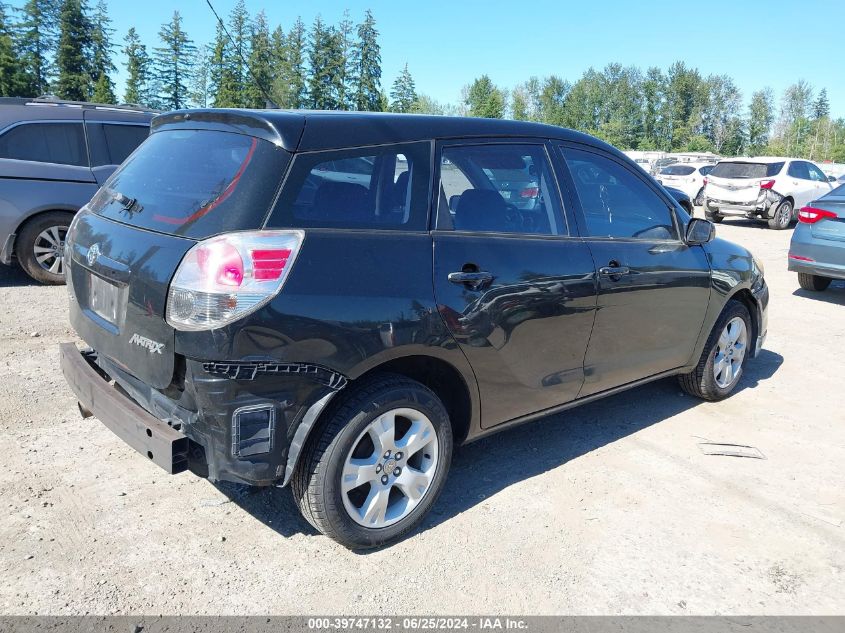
[432,141,597,428]
[557,144,712,396]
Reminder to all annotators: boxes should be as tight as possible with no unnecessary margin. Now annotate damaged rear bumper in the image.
[707,189,784,217]
[60,343,346,486]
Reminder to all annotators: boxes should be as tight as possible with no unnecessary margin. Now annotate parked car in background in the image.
[704,157,833,230]
[0,97,154,284]
[788,183,845,291]
[61,110,768,549]
[663,186,693,215]
[650,157,678,176]
[657,162,714,206]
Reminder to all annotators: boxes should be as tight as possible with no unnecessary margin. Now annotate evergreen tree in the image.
[1,3,27,96]
[308,16,344,110]
[464,74,505,119]
[188,43,210,107]
[123,27,151,105]
[14,0,60,95]
[210,22,236,107]
[336,9,354,109]
[284,17,307,108]
[351,9,381,111]
[245,10,272,108]
[153,11,195,110]
[89,0,114,102]
[389,63,416,113]
[226,0,250,107]
[813,88,829,120]
[54,0,93,100]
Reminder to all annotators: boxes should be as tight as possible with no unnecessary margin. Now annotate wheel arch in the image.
[282,353,478,486]
[11,207,77,257]
[725,287,760,356]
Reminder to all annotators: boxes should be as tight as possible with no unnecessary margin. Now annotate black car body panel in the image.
[62,109,768,490]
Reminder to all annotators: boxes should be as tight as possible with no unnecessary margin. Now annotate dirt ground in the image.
[0,218,843,615]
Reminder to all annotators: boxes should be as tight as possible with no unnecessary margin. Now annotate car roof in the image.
[0,97,156,128]
[664,161,712,168]
[151,108,621,155]
[717,156,792,164]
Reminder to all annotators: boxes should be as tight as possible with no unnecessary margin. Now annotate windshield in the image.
[90,129,289,239]
[710,161,783,179]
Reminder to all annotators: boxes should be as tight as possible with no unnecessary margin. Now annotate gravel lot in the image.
[0,219,843,615]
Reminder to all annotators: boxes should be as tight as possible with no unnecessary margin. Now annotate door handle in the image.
[448,271,493,286]
[599,264,630,279]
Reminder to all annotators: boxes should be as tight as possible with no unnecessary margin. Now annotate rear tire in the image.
[767,200,793,230]
[292,373,453,549]
[17,211,74,285]
[797,272,831,292]
[679,300,752,401]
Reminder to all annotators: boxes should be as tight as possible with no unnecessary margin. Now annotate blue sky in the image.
[9,0,845,117]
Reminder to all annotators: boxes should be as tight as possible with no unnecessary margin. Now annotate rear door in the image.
[786,161,820,209]
[806,161,835,201]
[557,143,711,396]
[431,140,597,428]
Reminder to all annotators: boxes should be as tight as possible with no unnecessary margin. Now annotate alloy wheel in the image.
[33,225,68,276]
[341,407,439,528]
[713,316,747,389]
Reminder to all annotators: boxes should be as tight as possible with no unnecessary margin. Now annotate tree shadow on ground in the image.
[215,349,784,546]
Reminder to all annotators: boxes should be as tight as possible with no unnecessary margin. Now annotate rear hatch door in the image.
[66,125,292,389]
[707,161,782,203]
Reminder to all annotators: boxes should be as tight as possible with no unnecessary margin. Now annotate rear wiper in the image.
[106,188,140,213]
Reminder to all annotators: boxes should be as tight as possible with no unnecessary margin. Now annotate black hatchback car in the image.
[61,110,769,548]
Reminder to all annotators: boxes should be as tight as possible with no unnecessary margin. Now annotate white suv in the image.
[704,157,833,229]
[656,161,714,207]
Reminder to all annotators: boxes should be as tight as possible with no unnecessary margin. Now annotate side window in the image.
[787,161,811,180]
[87,123,149,166]
[0,122,87,167]
[700,165,713,176]
[267,142,430,231]
[437,144,564,235]
[807,163,827,182]
[561,146,678,240]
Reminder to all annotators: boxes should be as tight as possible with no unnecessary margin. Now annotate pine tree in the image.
[389,63,416,113]
[351,9,381,111]
[209,22,235,107]
[123,27,151,105]
[55,0,93,100]
[89,0,114,102]
[153,11,195,110]
[245,10,272,108]
[284,17,307,108]
[14,0,60,95]
[336,9,354,109]
[1,3,27,96]
[308,16,344,110]
[813,88,830,120]
[188,43,210,107]
[226,0,249,107]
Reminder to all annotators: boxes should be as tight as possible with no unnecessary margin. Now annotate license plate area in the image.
[87,272,126,329]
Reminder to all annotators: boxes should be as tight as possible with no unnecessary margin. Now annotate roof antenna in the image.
[204,0,278,108]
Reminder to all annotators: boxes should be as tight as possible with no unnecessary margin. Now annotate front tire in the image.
[679,300,752,401]
[17,211,74,285]
[292,374,453,549]
[768,200,793,230]
[797,272,831,292]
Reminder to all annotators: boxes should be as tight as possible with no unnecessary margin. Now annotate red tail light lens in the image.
[702,177,707,186]
[797,206,838,224]
[759,180,776,190]
[520,187,539,198]
[788,254,814,262]
[166,230,304,331]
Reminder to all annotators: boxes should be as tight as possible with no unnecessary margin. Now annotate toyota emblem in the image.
[87,243,101,266]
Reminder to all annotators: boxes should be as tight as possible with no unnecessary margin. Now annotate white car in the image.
[704,157,833,229]
[656,162,714,207]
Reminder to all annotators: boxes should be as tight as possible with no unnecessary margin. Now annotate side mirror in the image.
[686,218,715,245]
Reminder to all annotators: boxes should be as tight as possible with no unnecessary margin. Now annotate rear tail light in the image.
[702,178,708,186]
[788,254,814,262]
[166,230,304,331]
[759,179,776,190]
[520,187,539,198]
[797,206,838,224]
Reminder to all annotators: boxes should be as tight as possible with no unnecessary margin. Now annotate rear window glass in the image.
[90,129,289,238]
[660,165,695,176]
[0,122,87,166]
[266,142,430,231]
[710,161,783,179]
